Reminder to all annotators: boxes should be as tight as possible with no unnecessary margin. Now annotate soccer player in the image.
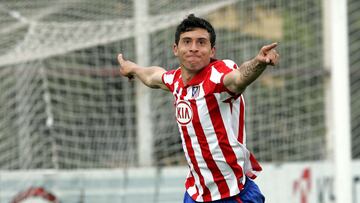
[117,14,279,203]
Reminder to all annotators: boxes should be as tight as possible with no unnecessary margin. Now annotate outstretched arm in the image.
[117,54,168,90]
[224,43,280,94]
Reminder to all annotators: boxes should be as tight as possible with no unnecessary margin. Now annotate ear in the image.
[173,43,178,56]
[210,46,216,58]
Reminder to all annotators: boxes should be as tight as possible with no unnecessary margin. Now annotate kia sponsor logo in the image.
[176,101,193,125]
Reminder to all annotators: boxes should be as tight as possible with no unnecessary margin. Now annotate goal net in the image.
[349,0,360,159]
[0,0,357,181]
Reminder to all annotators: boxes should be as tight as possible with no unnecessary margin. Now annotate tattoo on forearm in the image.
[239,59,266,81]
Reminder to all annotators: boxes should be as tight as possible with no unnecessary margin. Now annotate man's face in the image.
[173,28,215,73]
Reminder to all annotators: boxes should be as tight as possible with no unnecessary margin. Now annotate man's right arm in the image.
[223,43,279,94]
[117,54,168,90]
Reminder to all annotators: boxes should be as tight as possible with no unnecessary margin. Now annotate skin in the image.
[172,28,215,85]
[224,43,279,93]
[117,28,279,94]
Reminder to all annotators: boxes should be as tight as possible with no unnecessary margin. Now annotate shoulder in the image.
[207,59,237,85]
[212,59,238,72]
[162,68,181,85]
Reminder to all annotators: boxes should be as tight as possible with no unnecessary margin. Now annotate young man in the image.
[118,14,279,203]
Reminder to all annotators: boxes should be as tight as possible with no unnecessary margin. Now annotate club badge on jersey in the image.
[191,85,200,98]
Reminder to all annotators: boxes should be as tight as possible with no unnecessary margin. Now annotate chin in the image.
[187,63,201,69]
[182,61,205,71]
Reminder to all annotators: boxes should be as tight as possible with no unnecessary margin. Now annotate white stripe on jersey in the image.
[163,72,175,85]
[223,59,238,69]
[231,98,241,141]
[209,66,223,84]
[241,96,247,146]
[232,96,247,145]
[187,183,197,197]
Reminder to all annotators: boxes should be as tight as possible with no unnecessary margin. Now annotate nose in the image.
[189,42,198,52]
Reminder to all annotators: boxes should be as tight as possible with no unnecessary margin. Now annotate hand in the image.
[117,54,135,80]
[256,42,280,66]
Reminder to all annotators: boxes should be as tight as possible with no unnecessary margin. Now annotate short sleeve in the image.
[213,60,241,101]
[162,69,177,92]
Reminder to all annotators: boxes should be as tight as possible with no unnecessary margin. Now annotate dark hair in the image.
[175,14,216,47]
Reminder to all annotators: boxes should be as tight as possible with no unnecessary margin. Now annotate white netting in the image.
[0,0,357,170]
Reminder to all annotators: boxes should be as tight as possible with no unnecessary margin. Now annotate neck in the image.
[181,69,195,86]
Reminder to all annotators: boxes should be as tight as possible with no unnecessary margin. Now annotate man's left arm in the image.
[224,43,280,94]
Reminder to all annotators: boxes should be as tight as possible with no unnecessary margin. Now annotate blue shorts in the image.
[183,177,265,203]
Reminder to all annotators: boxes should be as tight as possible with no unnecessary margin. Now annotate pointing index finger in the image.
[117,54,124,63]
[262,42,278,52]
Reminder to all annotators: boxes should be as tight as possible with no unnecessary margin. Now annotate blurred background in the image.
[0,0,358,202]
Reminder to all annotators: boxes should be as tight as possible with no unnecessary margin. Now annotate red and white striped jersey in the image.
[162,59,262,202]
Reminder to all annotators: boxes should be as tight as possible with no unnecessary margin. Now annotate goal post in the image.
[323,0,352,202]
[134,0,153,167]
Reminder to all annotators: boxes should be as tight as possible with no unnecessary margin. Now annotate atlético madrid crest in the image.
[176,101,193,125]
[191,85,200,98]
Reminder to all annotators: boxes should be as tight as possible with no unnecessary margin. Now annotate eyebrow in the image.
[181,37,209,41]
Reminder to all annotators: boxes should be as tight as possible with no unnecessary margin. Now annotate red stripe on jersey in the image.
[185,175,194,188]
[205,95,244,180]
[190,100,230,199]
[181,125,211,201]
[245,152,262,179]
[250,152,262,172]
[238,96,245,144]
[186,173,199,200]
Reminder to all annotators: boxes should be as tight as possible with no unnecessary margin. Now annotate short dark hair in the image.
[175,14,216,48]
